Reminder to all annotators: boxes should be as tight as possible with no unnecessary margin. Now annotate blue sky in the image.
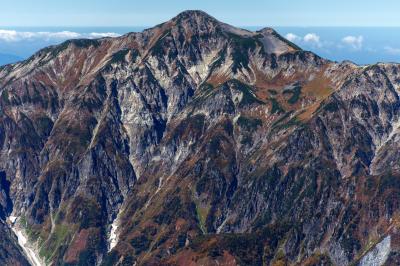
[1,0,400,27]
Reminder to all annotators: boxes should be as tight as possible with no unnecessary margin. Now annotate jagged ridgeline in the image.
[0,10,400,266]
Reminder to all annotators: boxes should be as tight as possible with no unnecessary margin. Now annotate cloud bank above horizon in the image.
[281,29,400,64]
[0,29,120,42]
[0,26,399,66]
[285,32,365,51]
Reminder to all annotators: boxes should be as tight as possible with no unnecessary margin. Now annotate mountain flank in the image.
[0,10,400,266]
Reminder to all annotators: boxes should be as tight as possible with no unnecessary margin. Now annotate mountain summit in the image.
[0,10,400,266]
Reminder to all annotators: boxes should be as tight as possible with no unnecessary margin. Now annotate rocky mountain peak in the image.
[172,10,218,23]
[146,10,298,55]
[166,9,223,39]
[143,9,222,37]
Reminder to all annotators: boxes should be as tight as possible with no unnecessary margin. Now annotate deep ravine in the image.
[8,216,44,266]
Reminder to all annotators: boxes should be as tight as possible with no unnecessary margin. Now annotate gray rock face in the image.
[359,236,391,266]
[0,10,400,265]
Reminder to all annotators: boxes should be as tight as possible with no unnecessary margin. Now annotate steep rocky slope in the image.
[0,220,31,266]
[1,10,400,266]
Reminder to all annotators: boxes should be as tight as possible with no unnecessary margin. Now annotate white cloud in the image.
[384,46,400,55]
[0,30,81,42]
[285,33,300,42]
[0,30,19,42]
[0,29,120,42]
[283,32,323,48]
[341,35,363,50]
[89,32,121,38]
[303,33,320,44]
[301,33,322,48]
[43,31,82,39]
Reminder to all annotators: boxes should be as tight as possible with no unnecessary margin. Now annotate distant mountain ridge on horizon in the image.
[1,9,400,266]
